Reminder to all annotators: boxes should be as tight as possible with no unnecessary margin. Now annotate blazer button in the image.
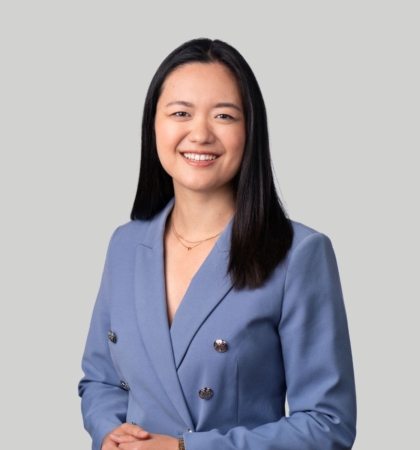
[108,330,117,343]
[198,387,213,400]
[120,380,130,391]
[213,339,228,353]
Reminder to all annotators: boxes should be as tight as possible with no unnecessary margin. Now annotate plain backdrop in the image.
[1,1,418,448]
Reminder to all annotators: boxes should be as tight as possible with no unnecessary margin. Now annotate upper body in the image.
[79,38,356,450]
[78,198,357,450]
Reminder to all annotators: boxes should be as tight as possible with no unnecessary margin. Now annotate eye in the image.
[216,113,234,120]
[173,111,190,117]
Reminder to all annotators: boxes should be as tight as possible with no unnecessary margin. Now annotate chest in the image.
[108,263,287,431]
[164,231,217,325]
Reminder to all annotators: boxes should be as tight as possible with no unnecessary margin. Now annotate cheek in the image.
[224,128,246,162]
[155,121,183,152]
[155,128,168,152]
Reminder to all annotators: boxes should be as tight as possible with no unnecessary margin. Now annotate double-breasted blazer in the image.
[79,198,357,450]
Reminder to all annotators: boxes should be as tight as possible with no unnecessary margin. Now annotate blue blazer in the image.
[79,198,357,450]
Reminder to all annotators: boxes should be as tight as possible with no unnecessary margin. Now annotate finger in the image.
[101,435,119,449]
[120,423,150,438]
[110,433,140,444]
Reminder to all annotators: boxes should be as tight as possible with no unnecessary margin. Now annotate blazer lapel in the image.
[133,198,194,430]
[170,217,234,369]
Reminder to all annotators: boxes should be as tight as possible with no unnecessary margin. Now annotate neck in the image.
[170,186,236,241]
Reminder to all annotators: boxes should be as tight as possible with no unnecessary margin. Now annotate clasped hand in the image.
[102,423,178,450]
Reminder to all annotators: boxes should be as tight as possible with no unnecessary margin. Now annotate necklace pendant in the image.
[187,247,192,251]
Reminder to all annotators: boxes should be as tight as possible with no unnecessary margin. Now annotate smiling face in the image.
[154,62,246,196]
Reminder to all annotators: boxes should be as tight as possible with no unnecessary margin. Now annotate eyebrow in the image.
[165,100,193,108]
[215,102,242,112]
[165,100,242,112]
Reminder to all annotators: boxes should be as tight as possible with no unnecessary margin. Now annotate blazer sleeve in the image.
[184,232,357,450]
[78,227,128,450]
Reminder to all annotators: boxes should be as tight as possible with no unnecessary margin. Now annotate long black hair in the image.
[131,38,293,289]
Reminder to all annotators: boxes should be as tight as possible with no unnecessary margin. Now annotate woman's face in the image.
[155,62,246,196]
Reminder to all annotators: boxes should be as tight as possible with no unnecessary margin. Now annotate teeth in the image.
[183,153,217,161]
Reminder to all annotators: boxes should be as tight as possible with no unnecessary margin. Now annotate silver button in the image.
[214,339,228,353]
[120,380,130,391]
[108,330,117,343]
[198,387,213,400]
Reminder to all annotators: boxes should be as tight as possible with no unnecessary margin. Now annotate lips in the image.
[182,152,219,161]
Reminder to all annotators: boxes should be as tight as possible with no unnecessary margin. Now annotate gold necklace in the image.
[172,223,222,251]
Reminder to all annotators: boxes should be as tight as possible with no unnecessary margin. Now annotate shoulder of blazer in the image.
[111,219,151,246]
[285,220,338,273]
[110,198,175,249]
[289,220,323,251]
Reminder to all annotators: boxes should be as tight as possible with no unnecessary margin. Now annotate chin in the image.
[185,184,218,194]
[174,178,216,192]
[173,175,236,196]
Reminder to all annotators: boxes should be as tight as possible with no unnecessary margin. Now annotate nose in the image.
[188,117,215,145]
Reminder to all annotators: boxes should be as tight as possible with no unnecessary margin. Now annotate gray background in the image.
[1,1,418,448]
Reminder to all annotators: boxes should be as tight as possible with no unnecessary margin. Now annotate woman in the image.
[79,38,357,450]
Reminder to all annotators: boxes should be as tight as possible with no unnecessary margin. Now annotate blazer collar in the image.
[169,220,233,368]
[139,197,231,253]
[140,197,175,249]
[133,198,234,429]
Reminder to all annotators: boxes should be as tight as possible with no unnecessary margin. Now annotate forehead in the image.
[159,63,242,105]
